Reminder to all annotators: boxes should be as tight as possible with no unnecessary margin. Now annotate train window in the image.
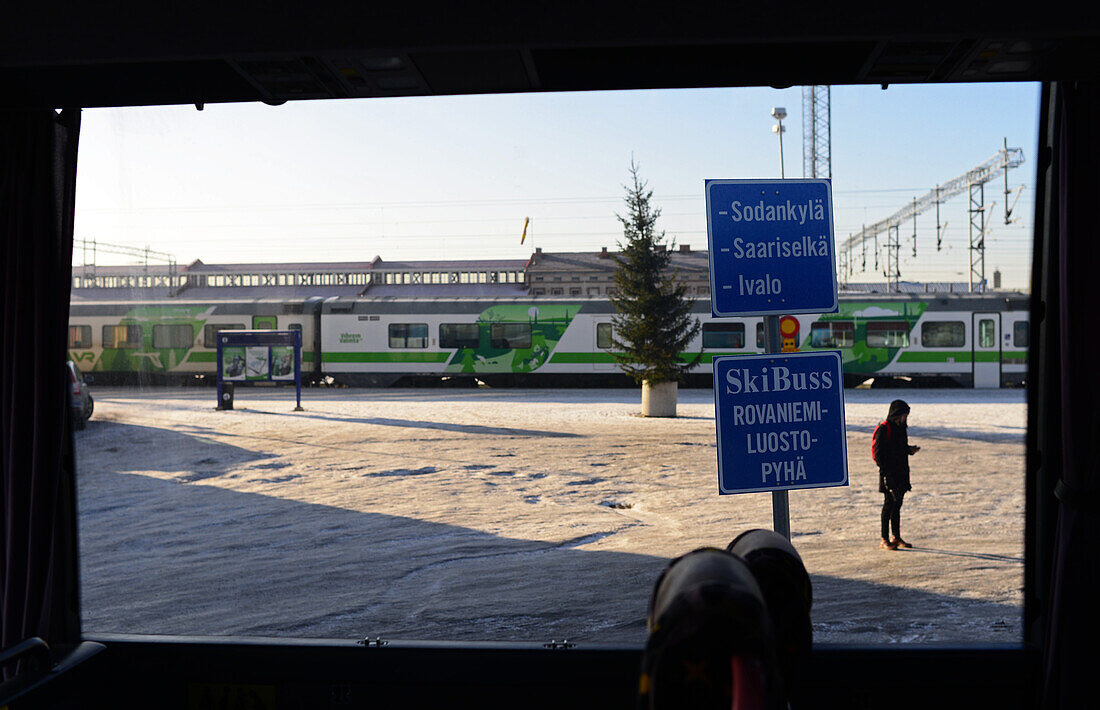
[922,320,966,347]
[979,319,996,348]
[756,322,765,348]
[810,321,854,348]
[1014,321,1030,347]
[152,324,194,349]
[490,323,532,349]
[203,324,246,348]
[596,323,614,349]
[866,321,910,348]
[389,323,428,348]
[68,325,91,349]
[440,323,480,349]
[102,324,141,349]
[702,322,746,349]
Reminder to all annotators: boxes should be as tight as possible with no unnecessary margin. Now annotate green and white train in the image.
[68,292,1029,387]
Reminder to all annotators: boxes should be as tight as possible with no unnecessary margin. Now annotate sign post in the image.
[761,315,788,538]
[706,178,844,539]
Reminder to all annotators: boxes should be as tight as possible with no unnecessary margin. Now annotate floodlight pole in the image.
[769,107,791,541]
[772,106,787,181]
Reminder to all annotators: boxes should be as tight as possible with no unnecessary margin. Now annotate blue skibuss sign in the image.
[705,178,838,317]
[713,351,848,495]
[216,329,303,410]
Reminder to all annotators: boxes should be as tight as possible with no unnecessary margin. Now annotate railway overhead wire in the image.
[837,142,1025,292]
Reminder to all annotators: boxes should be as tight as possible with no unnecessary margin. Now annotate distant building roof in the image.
[840,281,984,294]
[70,285,361,301]
[184,260,379,274]
[356,283,529,298]
[72,255,1017,299]
[70,287,176,302]
[73,264,179,276]
[526,247,708,274]
[173,285,366,300]
[371,258,528,271]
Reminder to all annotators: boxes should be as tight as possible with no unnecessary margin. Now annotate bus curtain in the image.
[1040,81,1100,709]
[0,109,82,676]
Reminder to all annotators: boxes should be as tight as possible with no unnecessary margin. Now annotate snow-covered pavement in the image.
[74,387,1026,645]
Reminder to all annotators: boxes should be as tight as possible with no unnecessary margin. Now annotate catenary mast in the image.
[836,145,1024,291]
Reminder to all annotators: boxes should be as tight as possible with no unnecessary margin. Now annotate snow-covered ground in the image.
[74,387,1026,645]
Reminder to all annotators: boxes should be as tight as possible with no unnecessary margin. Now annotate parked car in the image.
[67,360,93,429]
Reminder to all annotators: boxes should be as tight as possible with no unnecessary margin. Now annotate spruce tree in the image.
[610,161,701,385]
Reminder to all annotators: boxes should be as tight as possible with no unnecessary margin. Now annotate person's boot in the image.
[891,537,912,549]
[880,538,898,550]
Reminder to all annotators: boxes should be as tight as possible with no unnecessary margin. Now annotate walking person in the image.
[873,399,920,550]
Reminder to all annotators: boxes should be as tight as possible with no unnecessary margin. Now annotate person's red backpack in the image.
[871,420,892,465]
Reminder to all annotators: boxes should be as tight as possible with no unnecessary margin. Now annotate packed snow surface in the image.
[75,387,1025,645]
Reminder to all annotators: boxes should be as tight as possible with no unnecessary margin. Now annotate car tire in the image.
[85,395,94,420]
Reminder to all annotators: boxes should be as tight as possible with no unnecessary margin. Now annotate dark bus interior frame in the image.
[2,4,1097,708]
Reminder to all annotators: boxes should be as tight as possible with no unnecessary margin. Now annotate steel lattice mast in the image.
[802,86,832,180]
[837,144,1024,291]
[75,239,179,287]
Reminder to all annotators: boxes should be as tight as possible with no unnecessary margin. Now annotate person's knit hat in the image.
[887,399,910,419]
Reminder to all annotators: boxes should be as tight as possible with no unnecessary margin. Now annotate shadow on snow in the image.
[267,409,582,438]
[74,422,1021,645]
[845,421,1025,445]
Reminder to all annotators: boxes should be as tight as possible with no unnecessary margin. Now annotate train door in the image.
[972,312,1001,388]
[594,321,617,371]
[252,315,277,330]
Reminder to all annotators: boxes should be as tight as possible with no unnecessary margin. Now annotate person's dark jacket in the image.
[874,418,912,495]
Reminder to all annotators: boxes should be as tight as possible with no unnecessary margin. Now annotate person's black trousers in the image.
[881,490,904,540]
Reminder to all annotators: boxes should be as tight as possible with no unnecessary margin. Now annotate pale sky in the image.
[74,82,1040,288]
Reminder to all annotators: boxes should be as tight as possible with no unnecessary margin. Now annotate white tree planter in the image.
[641,380,678,418]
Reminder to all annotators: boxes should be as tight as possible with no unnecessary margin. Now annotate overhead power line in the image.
[837,141,1025,291]
[74,238,179,286]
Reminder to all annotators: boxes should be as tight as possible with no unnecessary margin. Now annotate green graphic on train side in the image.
[443,303,582,374]
[75,306,214,373]
[800,301,929,373]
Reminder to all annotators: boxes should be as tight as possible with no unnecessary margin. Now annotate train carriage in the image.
[316,292,1028,387]
[320,297,593,386]
[67,297,324,384]
[802,294,1029,387]
[67,292,1029,388]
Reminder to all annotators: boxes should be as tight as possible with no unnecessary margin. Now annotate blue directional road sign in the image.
[713,351,848,495]
[706,178,837,317]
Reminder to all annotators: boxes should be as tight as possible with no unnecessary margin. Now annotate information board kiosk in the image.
[215,330,303,411]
